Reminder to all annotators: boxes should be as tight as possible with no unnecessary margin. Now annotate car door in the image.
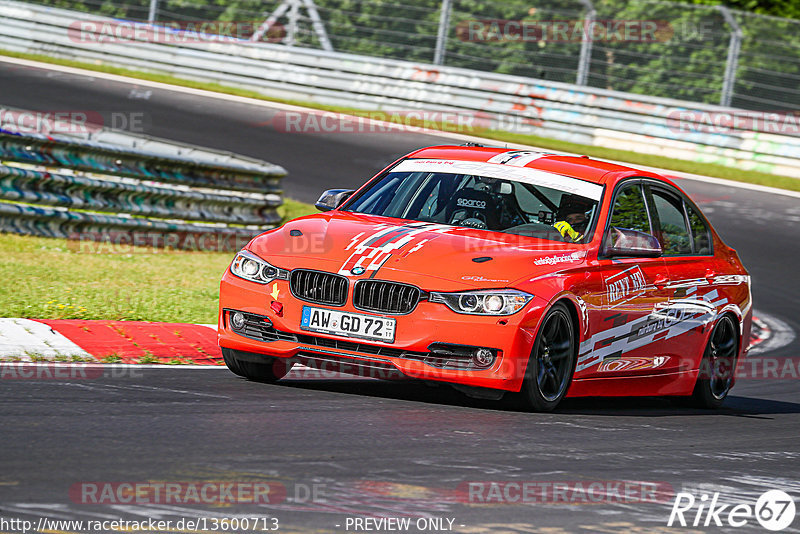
[645,183,723,368]
[577,180,673,378]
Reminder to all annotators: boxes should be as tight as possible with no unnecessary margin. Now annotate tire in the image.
[221,347,293,383]
[221,347,246,377]
[691,314,738,408]
[519,302,577,412]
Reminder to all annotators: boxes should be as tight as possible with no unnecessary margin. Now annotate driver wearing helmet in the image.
[554,196,592,242]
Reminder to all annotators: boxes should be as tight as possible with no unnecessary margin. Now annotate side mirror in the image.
[315,189,355,212]
[602,227,662,258]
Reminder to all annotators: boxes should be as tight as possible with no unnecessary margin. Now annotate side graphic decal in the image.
[577,283,730,372]
[605,266,647,308]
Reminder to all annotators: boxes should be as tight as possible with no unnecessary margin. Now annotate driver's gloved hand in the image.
[554,221,583,242]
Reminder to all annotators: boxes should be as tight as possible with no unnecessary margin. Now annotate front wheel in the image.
[519,302,576,412]
[691,315,738,408]
[221,347,293,383]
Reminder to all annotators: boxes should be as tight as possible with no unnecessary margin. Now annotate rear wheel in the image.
[691,315,738,408]
[519,302,576,412]
[221,347,293,383]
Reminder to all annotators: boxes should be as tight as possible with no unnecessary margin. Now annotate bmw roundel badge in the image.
[351,266,366,275]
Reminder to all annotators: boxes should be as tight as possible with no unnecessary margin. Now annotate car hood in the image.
[248,212,589,290]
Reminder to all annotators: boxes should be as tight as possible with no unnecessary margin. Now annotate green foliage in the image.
[21,0,800,108]
[689,0,800,19]
[609,185,650,233]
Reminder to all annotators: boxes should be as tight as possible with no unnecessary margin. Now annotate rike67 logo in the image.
[668,489,796,531]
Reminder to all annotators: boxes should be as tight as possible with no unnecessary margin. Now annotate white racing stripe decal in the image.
[393,159,604,201]
[338,222,452,276]
[487,150,550,166]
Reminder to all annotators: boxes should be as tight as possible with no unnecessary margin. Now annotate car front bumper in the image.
[217,271,545,392]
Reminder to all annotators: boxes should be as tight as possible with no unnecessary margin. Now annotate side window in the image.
[609,184,651,234]
[651,190,692,255]
[687,204,712,255]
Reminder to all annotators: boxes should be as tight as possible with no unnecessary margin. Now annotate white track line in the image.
[749,310,796,356]
[3,55,799,199]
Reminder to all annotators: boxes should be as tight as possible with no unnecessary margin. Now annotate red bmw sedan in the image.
[218,145,752,411]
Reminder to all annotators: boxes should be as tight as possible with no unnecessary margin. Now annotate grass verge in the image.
[278,197,317,221]
[0,233,231,323]
[0,195,316,324]
[2,49,798,193]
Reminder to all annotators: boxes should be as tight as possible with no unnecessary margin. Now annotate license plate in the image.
[300,306,396,343]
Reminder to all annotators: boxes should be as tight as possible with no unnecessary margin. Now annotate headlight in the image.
[429,289,533,315]
[230,250,289,284]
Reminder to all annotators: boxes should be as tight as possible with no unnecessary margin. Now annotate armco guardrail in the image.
[0,0,798,179]
[0,108,287,250]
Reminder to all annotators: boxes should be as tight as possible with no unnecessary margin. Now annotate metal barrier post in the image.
[251,1,291,42]
[576,0,595,86]
[302,0,334,51]
[251,0,332,50]
[433,0,453,66]
[718,6,743,107]
[286,0,300,46]
[147,0,158,23]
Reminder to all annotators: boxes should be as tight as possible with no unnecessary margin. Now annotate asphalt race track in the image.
[2,58,800,533]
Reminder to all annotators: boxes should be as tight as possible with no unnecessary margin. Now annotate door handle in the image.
[653,274,668,289]
[705,269,717,281]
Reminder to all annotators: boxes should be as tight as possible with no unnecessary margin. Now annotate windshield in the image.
[344,160,603,243]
